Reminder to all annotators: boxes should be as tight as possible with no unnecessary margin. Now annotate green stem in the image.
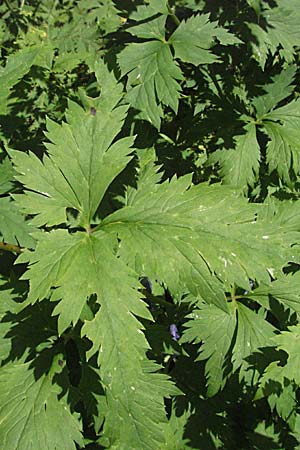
[230,285,236,302]
[226,293,251,301]
[0,241,23,254]
[167,2,180,27]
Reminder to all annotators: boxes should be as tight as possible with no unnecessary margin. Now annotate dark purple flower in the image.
[169,324,180,341]
[90,107,97,116]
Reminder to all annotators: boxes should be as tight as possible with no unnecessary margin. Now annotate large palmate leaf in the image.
[11,64,133,229]
[251,66,296,119]
[18,230,176,449]
[119,10,239,128]
[119,39,183,129]
[214,66,300,188]
[257,325,300,398]
[0,358,83,450]
[170,13,241,66]
[98,160,295,308]
[270,325,300,385]
[182,300,276,394]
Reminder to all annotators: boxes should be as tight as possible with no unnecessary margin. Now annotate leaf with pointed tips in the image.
[251,273,300,316]
[232,302,275,373]
[119,40,182,129]
[182,303,236,396]
[0,359,83,450]
[170,14,241,66]
[10,66,134,228]
[0,47,41,115]
[0,197,36,248]
[211,123,260,191]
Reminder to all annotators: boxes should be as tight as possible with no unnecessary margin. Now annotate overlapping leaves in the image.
[6,61,299,447]
[2,1,300,446]
[0,358,84,450]
[246,0,300,68]
[119,7,240,128]
[8,63,177,449]
[211,65,300,190]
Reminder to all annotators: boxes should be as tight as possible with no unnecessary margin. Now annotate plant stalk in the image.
[0,241,23,254]
[167,2,180,27]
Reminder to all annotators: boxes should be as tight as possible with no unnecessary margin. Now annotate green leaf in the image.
[232,302,275,373]
[162,405,191,449]
[270,325,300,385]
[256,325,300,428]
[9,64,179,448]
[252,65,296,118]
[262,100,300,183]
[0,46,45,115]
[119,40,183,129]
[129,0,169,20]
[247,2,300,68]
[99,163,293,306]
[0,278,23,362]
[182,303,236,396]
[265,3,300,63]
[127,16,166,40]
[0,157,14,194]
[211,123,260,190]
[268,383,297,425]
[251,273,300,316]
[17,229,176,449]
[0,359,83,450]
[246,0,261,14]
[264,123,292,183]
[0,197,36,248]
[10,65,134,228]
[246,23,270,70]
[170,14,241,66]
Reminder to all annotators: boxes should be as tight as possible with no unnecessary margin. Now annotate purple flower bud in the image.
[169,324,180,341]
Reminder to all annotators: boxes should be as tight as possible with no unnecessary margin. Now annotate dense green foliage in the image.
[1,0,300,448]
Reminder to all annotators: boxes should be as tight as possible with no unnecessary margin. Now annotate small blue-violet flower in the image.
[169,324,180,341]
